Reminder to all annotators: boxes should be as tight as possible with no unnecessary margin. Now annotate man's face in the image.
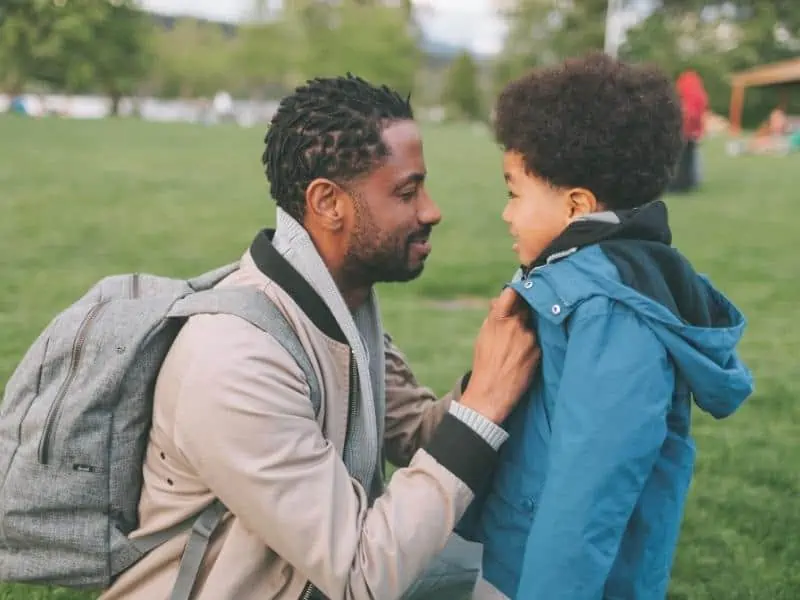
[342,120,442,285]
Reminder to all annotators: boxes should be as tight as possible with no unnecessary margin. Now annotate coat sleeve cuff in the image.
[424,412,499,494]
[448,401,509,451]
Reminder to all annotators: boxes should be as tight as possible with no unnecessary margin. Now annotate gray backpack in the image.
[0,262,322,599]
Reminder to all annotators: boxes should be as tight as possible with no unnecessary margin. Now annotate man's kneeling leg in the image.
[401,533,482,600]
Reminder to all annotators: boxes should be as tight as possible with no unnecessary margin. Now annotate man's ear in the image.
[567,187,599,219]
[305,178,347,231]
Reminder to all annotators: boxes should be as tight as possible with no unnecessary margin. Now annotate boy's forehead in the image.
[503,151,526,179]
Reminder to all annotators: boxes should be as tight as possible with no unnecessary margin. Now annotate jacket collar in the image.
[247,208,385,494]
[527,200,672,272]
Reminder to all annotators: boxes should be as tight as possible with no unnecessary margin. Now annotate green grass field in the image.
[0,115,798,599]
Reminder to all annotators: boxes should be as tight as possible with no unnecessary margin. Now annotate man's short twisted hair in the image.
[493,52,683,210]
[262,74,414,221]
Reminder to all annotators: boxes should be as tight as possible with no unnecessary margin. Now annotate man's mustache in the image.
[408,226,432,243]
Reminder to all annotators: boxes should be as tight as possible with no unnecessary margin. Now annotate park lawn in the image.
[0,116,797,599]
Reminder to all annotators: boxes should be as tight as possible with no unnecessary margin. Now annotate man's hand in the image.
[459,287,540,424]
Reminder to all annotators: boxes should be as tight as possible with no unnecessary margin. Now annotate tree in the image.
[150,18,237,99]
[0,0,153,112]
[493,0,608,90]
[235,21,298,96]
[244,1,419,93]
[621,1,800,126]
[295,2,420,95]
[442,51,484,121]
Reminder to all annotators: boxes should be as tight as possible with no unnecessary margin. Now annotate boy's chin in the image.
[513,245,534,267]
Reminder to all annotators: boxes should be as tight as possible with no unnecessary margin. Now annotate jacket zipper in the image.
[347,350,356,447]
[38,301,108,464]
[300,581,315,600]
[298,353,356,600]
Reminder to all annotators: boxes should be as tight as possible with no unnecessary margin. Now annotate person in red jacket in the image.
[670,70,708,193]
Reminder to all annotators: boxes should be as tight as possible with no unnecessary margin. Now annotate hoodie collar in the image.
[527,200,672,272]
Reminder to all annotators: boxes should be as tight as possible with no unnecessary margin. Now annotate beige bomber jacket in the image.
[102,209,507,600]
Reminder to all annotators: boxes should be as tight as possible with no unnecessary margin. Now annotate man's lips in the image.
[409,234,431,254]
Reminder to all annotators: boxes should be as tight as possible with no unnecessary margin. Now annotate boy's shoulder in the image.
[509,245,619,326]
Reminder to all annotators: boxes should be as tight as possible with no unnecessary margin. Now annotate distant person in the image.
[100,74,539,600]
[212,89,234,124]
[727,106,799,156]
[752,107,792,154]
[9,95,27,115]
[670,70,708,193]
[459,53,753,600]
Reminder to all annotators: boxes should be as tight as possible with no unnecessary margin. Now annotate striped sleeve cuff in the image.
[448,401,509,451]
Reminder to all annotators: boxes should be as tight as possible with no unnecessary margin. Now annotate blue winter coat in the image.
[460,201,754,599]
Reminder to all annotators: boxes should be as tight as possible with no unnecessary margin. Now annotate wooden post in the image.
[729,83,745,134]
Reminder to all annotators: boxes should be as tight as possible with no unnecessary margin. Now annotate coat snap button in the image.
[523,281,533,289]
[551,304,561,315]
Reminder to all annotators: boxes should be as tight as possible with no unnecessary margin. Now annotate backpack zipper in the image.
[38,301,109,465]
[131,272,140,298]
[298,353,356,600]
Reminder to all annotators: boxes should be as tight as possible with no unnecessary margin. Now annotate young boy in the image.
[462,53,754,599]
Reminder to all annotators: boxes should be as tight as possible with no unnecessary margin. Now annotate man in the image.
[102,74,538,600]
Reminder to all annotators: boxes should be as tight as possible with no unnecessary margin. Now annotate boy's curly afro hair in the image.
[493,52,684,210]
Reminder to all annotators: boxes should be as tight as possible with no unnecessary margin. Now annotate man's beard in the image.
[342,203,431,287]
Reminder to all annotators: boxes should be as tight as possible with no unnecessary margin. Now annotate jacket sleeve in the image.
[174,315,499,600]
[383,333,463,467]
[517,303,674,599]
[383,335,508,468]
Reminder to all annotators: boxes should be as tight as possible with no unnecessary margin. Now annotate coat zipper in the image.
[346,350,356,448]
[38,301,108,464]
[298,353,356,600]
[300,581,315,600]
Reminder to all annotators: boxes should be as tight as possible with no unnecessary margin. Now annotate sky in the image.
[136,0,509,55]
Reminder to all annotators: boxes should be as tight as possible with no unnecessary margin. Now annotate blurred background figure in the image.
[670,70,708,193]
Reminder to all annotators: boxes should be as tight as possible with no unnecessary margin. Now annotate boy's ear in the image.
[567,188,599,218]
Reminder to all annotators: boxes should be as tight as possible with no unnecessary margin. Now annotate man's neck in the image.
[300,219,372,312]
[332,271,371,312]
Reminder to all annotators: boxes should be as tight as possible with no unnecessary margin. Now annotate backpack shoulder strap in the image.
[128,499,227,600]
[167,287,322,418]
[185,262,240,292]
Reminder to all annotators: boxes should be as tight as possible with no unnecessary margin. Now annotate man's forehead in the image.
[380,119,422,150]
[373,120,425,182]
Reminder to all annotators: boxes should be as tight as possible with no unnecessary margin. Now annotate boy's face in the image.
[501,151,573,267]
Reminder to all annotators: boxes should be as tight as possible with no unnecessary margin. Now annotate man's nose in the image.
[418,189,442,226]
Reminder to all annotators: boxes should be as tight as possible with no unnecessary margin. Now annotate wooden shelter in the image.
[728,57,800,132]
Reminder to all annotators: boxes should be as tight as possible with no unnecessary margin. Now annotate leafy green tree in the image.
[442,51,484,121]
[150,18,237,98]
[0,0,153,113]
[493,0,608,90]
[622,1,800,126]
